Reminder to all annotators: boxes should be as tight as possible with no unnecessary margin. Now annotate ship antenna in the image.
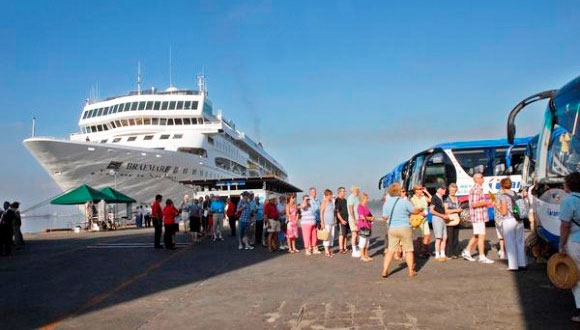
[169,47,173,88]
[31,116,36,137]
[137,61,142,95]
[196,67,207,95]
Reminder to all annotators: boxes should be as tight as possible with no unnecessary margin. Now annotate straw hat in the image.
[547,253,579,289]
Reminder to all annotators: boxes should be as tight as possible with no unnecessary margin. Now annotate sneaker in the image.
[571,314,580,323]
[479,256,494,264]
[461,250,476,262]
[238,244,243,250]
[352,250,361,258]
[245,245,255,250]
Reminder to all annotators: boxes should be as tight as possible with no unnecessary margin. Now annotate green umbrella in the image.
[50,184,117,205]
[100,187,136,204]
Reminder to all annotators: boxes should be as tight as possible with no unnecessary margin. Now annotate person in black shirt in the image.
[335,187,350,254]
[430,185,449,261]
[0,202,19,256]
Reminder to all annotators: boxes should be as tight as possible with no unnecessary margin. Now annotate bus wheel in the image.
[460,203,472,229]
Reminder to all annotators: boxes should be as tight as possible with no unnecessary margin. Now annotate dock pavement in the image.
[0,225,574,329]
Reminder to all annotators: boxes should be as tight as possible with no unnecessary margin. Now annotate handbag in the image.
[317,228,330,241]
[359,227,371,238]
[447,213,461,226]
[410,214,424,228]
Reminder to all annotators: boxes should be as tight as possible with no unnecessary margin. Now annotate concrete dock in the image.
[0,225,575,329]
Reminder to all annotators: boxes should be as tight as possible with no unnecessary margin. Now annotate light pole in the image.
[109,169,118,219]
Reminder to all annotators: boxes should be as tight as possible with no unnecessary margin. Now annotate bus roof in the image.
[434,137,533,150]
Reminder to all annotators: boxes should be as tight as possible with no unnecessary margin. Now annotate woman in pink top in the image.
[357,193,375,262]
[285,194,300,253]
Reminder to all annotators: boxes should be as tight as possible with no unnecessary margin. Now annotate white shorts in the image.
[472,222,486,235]
[358,236,370,249]
[267,219,280,233]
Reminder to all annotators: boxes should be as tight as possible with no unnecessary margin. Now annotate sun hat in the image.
[547,253,579,289]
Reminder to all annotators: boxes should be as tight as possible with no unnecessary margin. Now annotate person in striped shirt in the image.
[462,173,494,264]
[237,192,254,250]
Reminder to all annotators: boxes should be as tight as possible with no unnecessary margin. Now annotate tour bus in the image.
[507,75,580,249]
[379,137,532,222]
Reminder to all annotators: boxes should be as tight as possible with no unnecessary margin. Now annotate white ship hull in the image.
[24,137,242,203]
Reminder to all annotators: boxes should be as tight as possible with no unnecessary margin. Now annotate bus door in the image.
[421,151,457,196]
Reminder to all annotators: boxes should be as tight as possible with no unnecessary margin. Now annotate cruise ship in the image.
[23,74,288,203]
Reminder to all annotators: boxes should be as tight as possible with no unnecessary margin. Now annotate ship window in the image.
[135,118,143,125]
[153,101,161,110]
[207,137,214,145]
[199,118,204,124]
[167,118,174,125]
[145,101,153,110]
[178,147,207,157]
[110,122,116,128]
[103,124,109,131]
[176,101,184,110]
[128,119,135,126]
[152,118,159,125]
[183,118,191,125]
[160,118,167,125]
[138,102,146,110]
[85,127,91,133]
[115,120,121,127]
[97,108,103,116]
[112,138,122,143]
[184,101,191,109]
[103,107,109,115]
[129,102,137,111]
[100,139,107,143]
[117,103,124,112]
[192,118,198,124]
[124,103,131,111]
[192,101,199,110]
[113,104,119,113]
[120,120,128,126]
[173,134,183,139]
[127,136,137,142]
[86,110,92,118]
[82,111,88,119]
[143,118,151,125]
[161,101,168,110]
[97,125,103,132]
[160,134,170,140]
[174,118,183,125]
[169,101,176,110]
[144,135,154,140]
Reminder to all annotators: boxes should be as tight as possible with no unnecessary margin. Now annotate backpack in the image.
[502,193,522,222]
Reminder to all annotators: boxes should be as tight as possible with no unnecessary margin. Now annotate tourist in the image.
[0,201,17,256]
[225,198,237,237]
[187,198,202,243]
[151,194,163,249]
[144,204,152,228]
[400,189,409,200]
[410,185,432,258]
[347,186,361,258]
[162,199,180,250]
[300,195,320,255]
[136,205,143,228]
[320,189,337,257]
[310,187,321,228]
[254,198,264,246]
[335,187,349,254]
[285,193,299,253]
[202,195,210,237]
[210,195,225,241]
[382,183,422,278]
[462,173,494,264]
[264,196,280,252]
[559,172,580,322]
[12,202,23,249]
[180,195,191,231]
[445,183,462,259]
[84,201,94,230]
[357,193,375,262]
[430,184,449,261]
[237,192,254,250]
[492,191,507,260]
[499,178,526,271]
[277,196,287,250]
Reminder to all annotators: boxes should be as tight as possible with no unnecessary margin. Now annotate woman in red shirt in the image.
[163,199,180,249]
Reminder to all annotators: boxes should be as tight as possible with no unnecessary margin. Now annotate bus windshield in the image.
[546,78,580,178]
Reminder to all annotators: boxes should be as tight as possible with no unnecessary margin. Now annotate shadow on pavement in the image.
[0,230,286,329]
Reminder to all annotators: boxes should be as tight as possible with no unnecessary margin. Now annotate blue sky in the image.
[1,0,579,206]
